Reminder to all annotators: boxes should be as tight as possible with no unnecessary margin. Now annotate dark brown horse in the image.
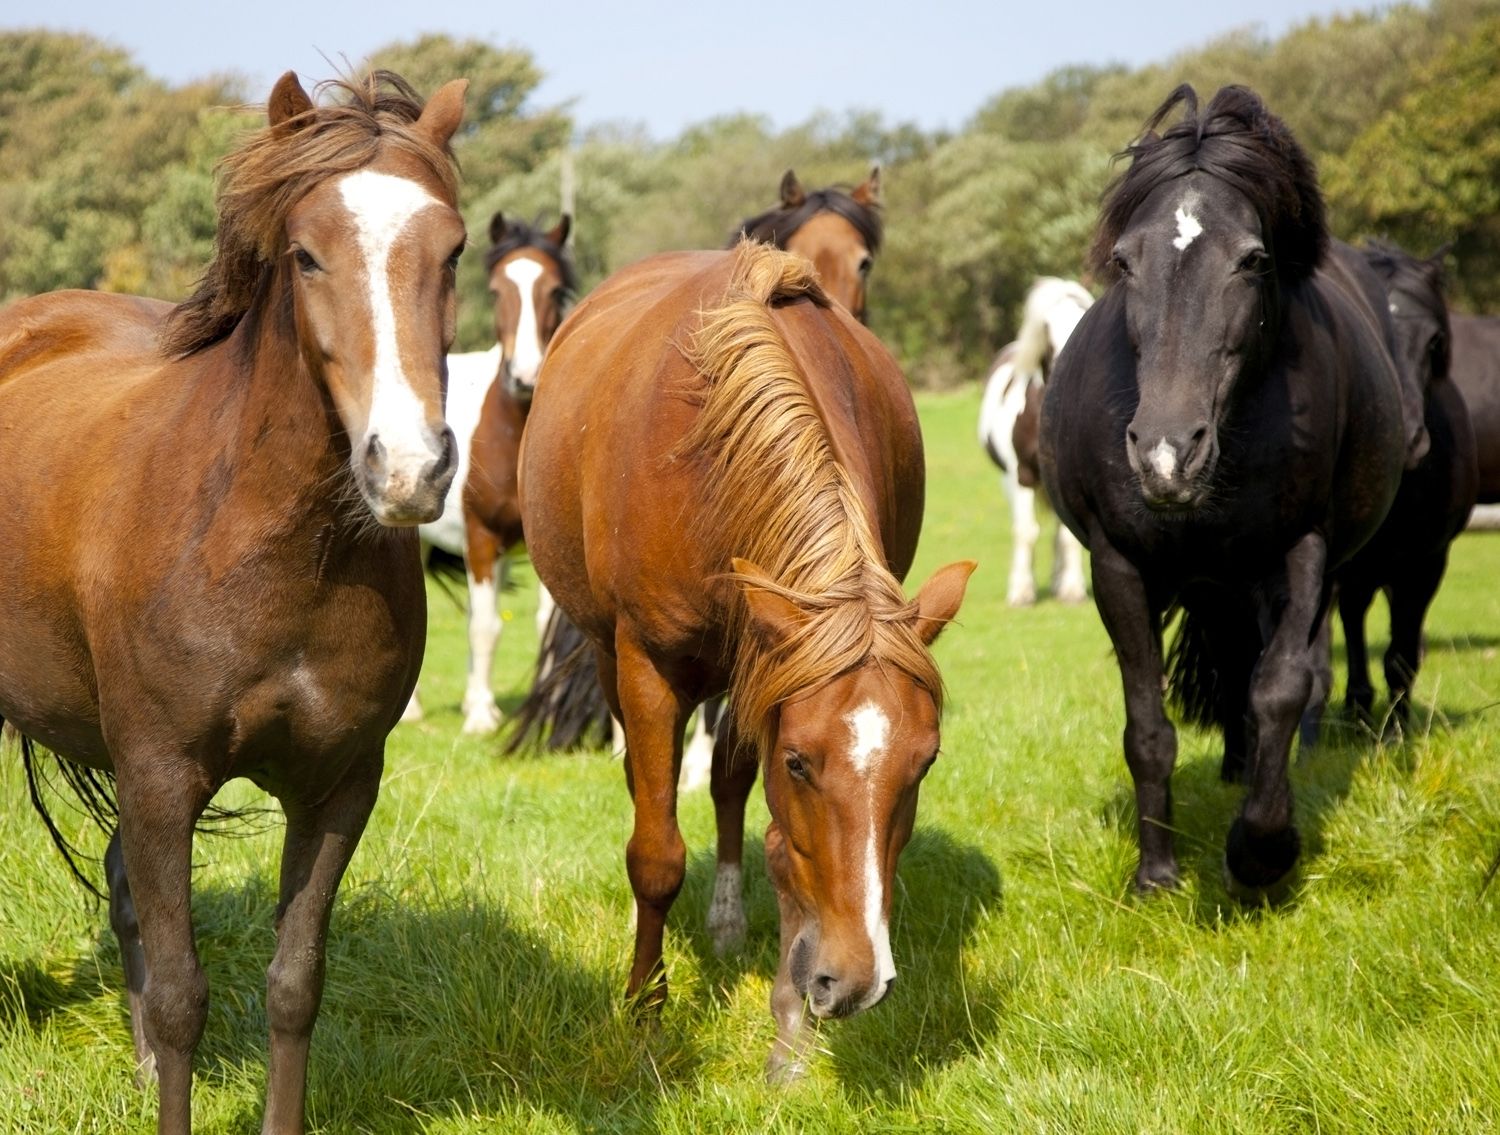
[0,72,467,1133]
[1450,313,1500,507]
[1040,85,1406,899]
[735,167,882,321]
[411,212,575,732]
[519,242,973,1078]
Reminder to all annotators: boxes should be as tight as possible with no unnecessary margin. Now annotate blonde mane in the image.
[161,71,460,358]
[681,241,942,760]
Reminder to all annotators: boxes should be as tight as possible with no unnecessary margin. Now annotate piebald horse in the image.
[410,212,575,732]
[1040,85,1405,899]
[977,277,1093,606]
[0,72,467,1134]
[519,242,973,1078]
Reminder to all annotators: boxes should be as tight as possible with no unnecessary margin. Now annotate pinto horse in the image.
[1307,244,1476,736]
[735,166,882,321]
[0,72,467,1133]
[1039,85,1405,898]
[977,277,1093,606]
[519,242,973,1077]
[410,212,575,733]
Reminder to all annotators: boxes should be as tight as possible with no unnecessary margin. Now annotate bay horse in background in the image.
[1449,312,1500,523]
[1302,243,1477,741]
[977,277,1093,606]
[407,211,575,733]
[519,242,973,1079]
[1040,85,1405,900]
[735,166,883,321]
[0,71,468,1134]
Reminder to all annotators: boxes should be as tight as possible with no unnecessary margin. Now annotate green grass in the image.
[5,386,1500,1132]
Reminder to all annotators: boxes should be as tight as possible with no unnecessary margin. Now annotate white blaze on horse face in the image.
[1149,438,1178,480]
[504,257,547,389]
[844,702,897,993]
[1173,205,1204,252]
[338,169,446,484]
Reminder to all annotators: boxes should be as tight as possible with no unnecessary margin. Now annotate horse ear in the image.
[549,214,572,248]
[415,78,468,147]
[267,71,314,133]
[780,169,805,209]
[852,164,882,207]
[732,557,806,647]
[489,212,507,245]
[910,560,977,647]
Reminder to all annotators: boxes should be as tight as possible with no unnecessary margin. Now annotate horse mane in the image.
[732,187,884,256]
[484,217,579,299]
[1090,84,1327,284]
[681,241,940,761]
[161,71,461,358]
[1012,277,1094,382]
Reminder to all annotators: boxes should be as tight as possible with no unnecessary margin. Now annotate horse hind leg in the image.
[707,713,757,955]
[1051,516,1088,603]
[461,551,505,734]
[105,830,156,1086]
[679,695,722,792]
[1382,554,1448,740]
[1005,477,1040,607]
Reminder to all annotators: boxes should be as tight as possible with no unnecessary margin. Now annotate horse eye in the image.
[446,245,465,272]
[858,255,873,276]
[785,752,810,782]
[293,247,320,274]
[1110,250,1131,277]
[1238,249,1269,275]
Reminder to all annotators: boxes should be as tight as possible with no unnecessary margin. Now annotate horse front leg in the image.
[115,763,213,1135]
[707,712,757,955]
[613,630,689,1010]
[1226,531,1326,901]
[105,830,154,1085]
[261,757,382,1135]
[1091,537,1178,890]
[1052,518,1088,604]
[1339,575,1377,724]
[1383,552,1448,737]
[1005,476,1041,606]
[462,522,505,735]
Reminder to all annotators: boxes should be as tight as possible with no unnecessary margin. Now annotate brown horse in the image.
[519,242,974,1078]
[410,212,575,732]
[735,166,882,321]
[0,72,467,1134]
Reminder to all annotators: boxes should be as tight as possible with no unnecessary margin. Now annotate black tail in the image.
[1164,597,1261,731]
[423,545,469,611]
[5,716,271,898]
[503,605,613,754]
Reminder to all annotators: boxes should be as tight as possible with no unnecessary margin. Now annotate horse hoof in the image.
[1223,817,1300,904]
[1133,862,1180,893]
[1006,590,1037,608]
[1055,585,1088,604]
[460,701,502,735]
[765,1053,810,1086]
[707,912,747,957]
[400,697,425,724]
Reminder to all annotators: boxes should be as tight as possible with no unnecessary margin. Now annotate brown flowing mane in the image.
[162,70,461,357]
[680,242,940,759]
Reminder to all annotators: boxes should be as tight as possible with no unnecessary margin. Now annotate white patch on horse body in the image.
[338,169,445,482]
[1172,205,1203,251]
[503,257,547,388]
[846,703,890,776]
[1149,438,1177,479]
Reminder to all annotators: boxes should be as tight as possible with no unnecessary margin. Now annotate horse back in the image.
[0,291,170,386]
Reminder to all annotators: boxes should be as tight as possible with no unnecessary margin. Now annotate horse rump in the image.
[503,606,613,753]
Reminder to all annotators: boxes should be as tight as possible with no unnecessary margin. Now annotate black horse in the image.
[1039,85,1406,898]
[1308,245,1477,738]
[1449,313,1500,504]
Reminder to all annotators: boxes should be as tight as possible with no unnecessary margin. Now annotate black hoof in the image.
[1224,817,1300,904]
[1133,861,1180,893]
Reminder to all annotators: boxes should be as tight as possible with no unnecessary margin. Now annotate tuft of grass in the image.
[4,385,1500,1132]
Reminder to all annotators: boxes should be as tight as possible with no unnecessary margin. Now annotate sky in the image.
[29,0,1383,139]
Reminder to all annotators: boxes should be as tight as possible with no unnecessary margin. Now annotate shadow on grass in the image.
[5,872,703,1133]
[674,826,1005,1095]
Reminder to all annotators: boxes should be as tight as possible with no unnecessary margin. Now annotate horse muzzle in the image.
[355,425,457,525]
[1127,420,1217,512]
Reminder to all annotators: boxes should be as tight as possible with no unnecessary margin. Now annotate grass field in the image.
[4,385,1500,1133]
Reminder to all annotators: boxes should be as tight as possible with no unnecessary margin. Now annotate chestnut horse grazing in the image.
[519,243,973,1079]
[0,72,467,1134]
[735,166,882,321]
[411,212,575,732]
[1040,86,1405,900]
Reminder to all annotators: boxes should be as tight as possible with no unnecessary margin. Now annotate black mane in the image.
[1091,84,1327,284]
[1364,240,1451,374]
[484,217,579,298]
[732,188,883,255]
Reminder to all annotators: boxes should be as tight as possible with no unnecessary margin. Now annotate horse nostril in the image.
[364,435,386,474]
[811,972,837,1000]
[431,428,456,480]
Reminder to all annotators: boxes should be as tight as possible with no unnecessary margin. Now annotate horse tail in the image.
[503,606,612,754]
[1164,597,1260,731]
[422,545,469,611]
[5,717,270,898]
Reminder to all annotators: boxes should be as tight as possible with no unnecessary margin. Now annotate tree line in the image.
[2,0,1496,386]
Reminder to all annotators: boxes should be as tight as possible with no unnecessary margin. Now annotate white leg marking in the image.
[401,687,424,723]
[680,708,714,792]
[706,862,747,955]
[338,170,446,491]
[534,581,556,653]
[462,563,504,734]
[1054,522,1088,603]
[1007,480,1040,606]
[1173,205,1203,251]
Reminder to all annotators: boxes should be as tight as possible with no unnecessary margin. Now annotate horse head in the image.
[486,212,575,402]
[1094,85,1326,513]
[270,72,469,525]
[735,557,973,1020]
[1365,242,1452,451]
